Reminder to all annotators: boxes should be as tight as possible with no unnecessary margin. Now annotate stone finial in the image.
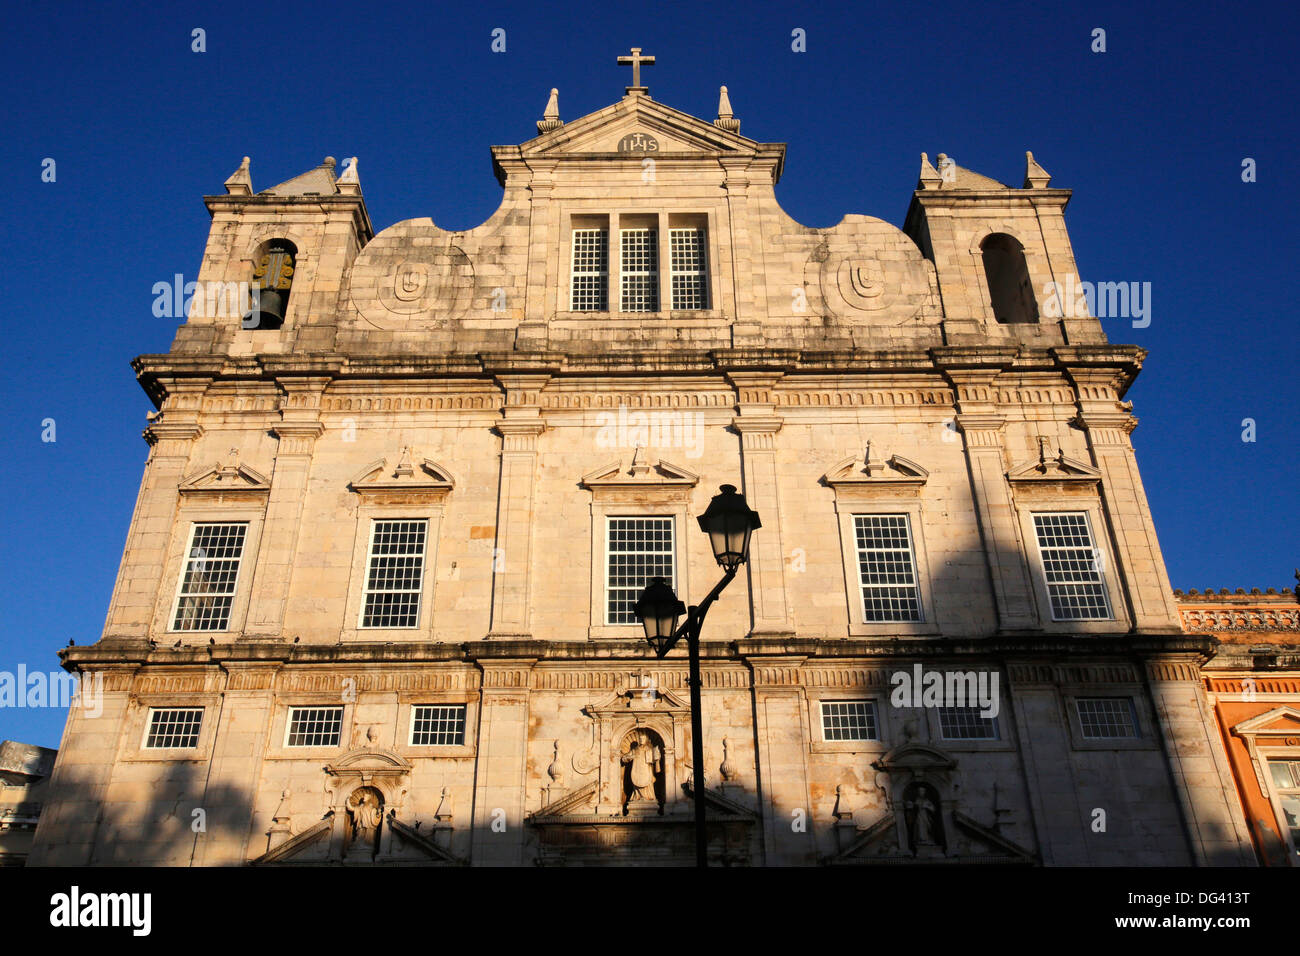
[224,156,253,196]
[335,156,361,195]
[547,740,563,783]
[719,737,736,783]
[537,88,564,133]
[863,441,886,476]
[1023,150,1051,189]
[918,152,942,189]
[628,446,651,477]
[935,153,956,186]
[714,86,740,133]
[434,786,453,821]
[393,446,414,478]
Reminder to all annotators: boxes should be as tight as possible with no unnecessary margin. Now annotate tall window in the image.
[570,228,608,311]
[172,522,248,631]
[360,519,428,628]
[606,517,674,624]
[669,228,708,309]
[144,708,204,749]
[1267,760,1300,860]
[1032,512,1111,620]
[821,700,878,741]
[980,233,1037,324]
[620,228,659,312]
[853,515,922,623]
[410,704,467,746]
[1075,697,1137,739]
[285,707,344,747]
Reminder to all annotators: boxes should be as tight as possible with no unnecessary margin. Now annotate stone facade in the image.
[29,78,1256,866]
[0,741,56,866]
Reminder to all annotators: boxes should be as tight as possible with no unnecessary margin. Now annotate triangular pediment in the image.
[179,452,270,495]
[580,452,699,489]
[1234,706,1300,737]
[827,806,1035,866]
[522,95,761,157]
[349,450,455,497]
[1007,441,1101,483]
[824,444,929,489]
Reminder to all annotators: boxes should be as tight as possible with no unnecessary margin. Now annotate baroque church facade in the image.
[30,57,1257,866]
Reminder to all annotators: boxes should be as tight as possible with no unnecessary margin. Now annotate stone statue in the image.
[903,782,944,854]
[346,787,383,855]
[621,730,662,807]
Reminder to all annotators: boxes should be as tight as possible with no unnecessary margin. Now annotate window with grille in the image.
[619,228,659,312]
[361,519,428,628]
[172,522,248,631]
[938,706,1000,741]
[821,700,878,741]
[669,228,708,309]
[285,707,344,747]
[410,704,467,746]
[1033,512,1111,620]
[854,515,922,623]
[1075,697,1137,739]
[570,228,608,311]
[606,517,674,625]
[1267,760,1300,859]
[144,708,204,749]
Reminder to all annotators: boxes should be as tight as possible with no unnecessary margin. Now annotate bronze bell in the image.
[241,287,286,329]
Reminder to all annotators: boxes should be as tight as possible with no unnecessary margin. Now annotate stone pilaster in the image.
[943,364,1039,630]
[747,657,814,864]
[721,159,766,346]
[487,376,548,638]
[1144,655,1257,865]
[1065,364,1182,632]
[244,378,328,639]
[469,659,534,865]
[727,372,794,637]
[103,379,209,640]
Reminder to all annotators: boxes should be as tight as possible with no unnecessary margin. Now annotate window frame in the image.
[569,227,609,312]
[852,513,925,625]
[342,498,445,642]
[1029,511,1113,622]
[1264,756,1300,865]
[142,706,206,750]
[283,705,346,749]
[157,503,265,639]
[1062,690,1155,752]
[357,517,430,630]
[587,499,691,641]
[602,514,678,628]
[833,498,938,637]
[168,521,251,633]
[618,226,660,313]
[395,690,478,758]
[407,703,469,747]
[668,226,709,310]
[807,691,890,754]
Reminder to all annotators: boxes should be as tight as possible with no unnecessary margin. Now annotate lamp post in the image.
[632,483,761,867]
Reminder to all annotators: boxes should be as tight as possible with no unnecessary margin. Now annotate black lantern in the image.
[633,576,686,657]
[697,484,761,572]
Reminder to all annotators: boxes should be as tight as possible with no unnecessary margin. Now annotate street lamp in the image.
[633,483,760,867]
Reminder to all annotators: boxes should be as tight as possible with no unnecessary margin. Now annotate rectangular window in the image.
[1033,512,1112,620]
[410,704,467,746]
[606,517,674,625]
[938,706,1000,741]
[361,519,428,629]
[570,228,609,311]
[144,707,204,749]
[1267,760,1300,859]
[285,707,344,747]
[669,227,708,309]
[1075,697,1137,739]
[619,228,659,312]
[821,700,878,742]
[172,522,248,631]
[854,515,923,623]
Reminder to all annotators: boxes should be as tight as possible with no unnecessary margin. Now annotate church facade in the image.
[30,58,1256,866]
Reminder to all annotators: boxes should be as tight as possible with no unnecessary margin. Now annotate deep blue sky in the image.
[2,0,1295,747]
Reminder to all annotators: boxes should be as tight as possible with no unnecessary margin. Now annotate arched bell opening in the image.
[243,238,296,329]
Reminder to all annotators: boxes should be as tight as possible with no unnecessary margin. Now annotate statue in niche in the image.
[346,786,384,858]
[903,781,945,855]
[620,729,664,812]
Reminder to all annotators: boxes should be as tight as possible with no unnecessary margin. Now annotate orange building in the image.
[1181,580,1300,865]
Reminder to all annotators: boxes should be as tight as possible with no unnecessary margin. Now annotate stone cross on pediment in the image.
[617,46,655,92]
